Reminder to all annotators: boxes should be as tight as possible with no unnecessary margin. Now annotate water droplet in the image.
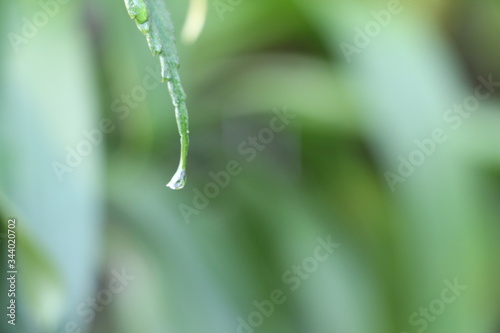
[166,167,186,190]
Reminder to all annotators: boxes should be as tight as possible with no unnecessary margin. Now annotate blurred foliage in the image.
[1,0,500,333]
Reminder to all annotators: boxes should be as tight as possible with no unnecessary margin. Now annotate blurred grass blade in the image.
[181,0,208,44]
[0,192,63,332]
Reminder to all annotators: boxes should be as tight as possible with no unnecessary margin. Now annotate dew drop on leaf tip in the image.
[166,168,186,190]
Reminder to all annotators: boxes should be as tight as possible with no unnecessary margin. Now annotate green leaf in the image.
[124,0,189,190]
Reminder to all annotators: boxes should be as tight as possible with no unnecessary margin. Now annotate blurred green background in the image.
[1,0,500,332]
